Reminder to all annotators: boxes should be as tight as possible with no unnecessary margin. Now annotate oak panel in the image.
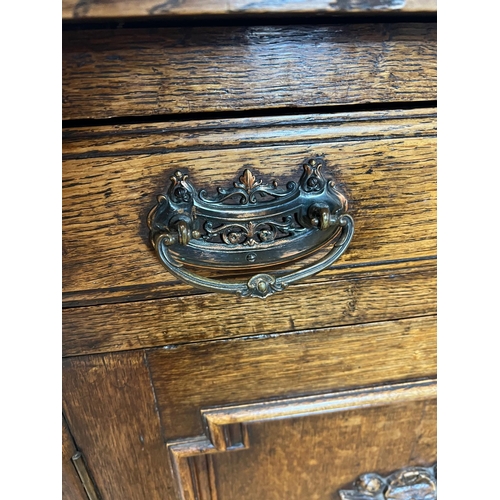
[62,351,175,500]
[168,379,435,500]
[214,399,436,500]
[146,315,436,440]
[62,110,436,306]
[63,0,437,20]
[62,24,436,120]
[62,417,89,500]
[63,260,436,356]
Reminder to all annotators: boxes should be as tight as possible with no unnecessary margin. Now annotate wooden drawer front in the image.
[63,262,435,355]
[63,108,436,355]
[63,109,436,304]
[62,23,436,120]
[62,11,437,500]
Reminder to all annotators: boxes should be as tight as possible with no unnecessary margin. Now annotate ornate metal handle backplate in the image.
[147,156,354,298]
[338,464,437,500]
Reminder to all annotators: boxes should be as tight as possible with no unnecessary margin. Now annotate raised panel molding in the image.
[167,379,436,500]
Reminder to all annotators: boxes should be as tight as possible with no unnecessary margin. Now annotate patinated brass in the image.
[147,157,354,298]
[339,464,437,500]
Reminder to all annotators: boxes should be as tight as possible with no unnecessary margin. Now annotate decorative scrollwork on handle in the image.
[147,156,354,298]
[339,464,437,500]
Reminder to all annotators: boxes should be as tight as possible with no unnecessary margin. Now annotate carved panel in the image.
[167,379,436,500]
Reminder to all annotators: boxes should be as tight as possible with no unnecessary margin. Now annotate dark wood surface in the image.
[146,315,436,440]
[62,351,175,500]
[168,379,436,499]
[62,343,435,500]
[62,417,89,500]
[62,109,436,307]
[213,399,436,500]
[62,12,437,500]
[198,379,435,450]
[63,0,437,20]
[62,24,436,120]
[63,260,435,356]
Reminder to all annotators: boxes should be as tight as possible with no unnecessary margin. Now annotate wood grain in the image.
[62,109,436,306]
[146,315,436,440]
[62,23,436,120]
[62,417,89,500]
[62,351,175,500]
[61,11,437,500]
[63,260,436,356]
[214,399,436,500]
[63,0,437,20]
[201,379,436,451]
[167,380,435,500]
[168,437,220,500]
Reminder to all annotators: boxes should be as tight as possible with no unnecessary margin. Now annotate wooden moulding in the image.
[63,260,436,356]
[62,23,436,120]
[62,109,436,307]
[167,379,437,500]
[145,315,436,440]
[63,0,437,20]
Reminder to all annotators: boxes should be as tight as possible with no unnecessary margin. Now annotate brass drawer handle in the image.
[148,157,354,298]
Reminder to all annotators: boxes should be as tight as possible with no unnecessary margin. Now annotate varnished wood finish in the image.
[62,24,436,120]
[62,10,437,499]
[63,0,437,20]
[201,379,436,451]
[214,399,436,500]
[63,261,436,356]
[62,351,175,500]
[62,417,89,500]
[168,380,436,500]
[146,315,436,440]
[62,109,436,307]
[62,109,436,157]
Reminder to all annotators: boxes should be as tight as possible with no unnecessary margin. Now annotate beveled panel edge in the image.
[167,379,436,500]
[201,379,437,451]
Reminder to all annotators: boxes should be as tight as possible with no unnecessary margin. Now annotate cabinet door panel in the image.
[62,352,175,500]
[168,381,436,500]
[214,400,436,500]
